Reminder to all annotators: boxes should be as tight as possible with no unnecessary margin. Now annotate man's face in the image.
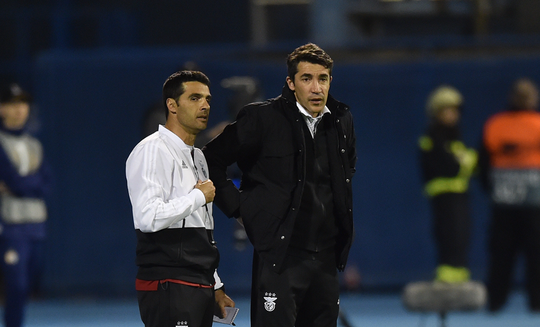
[0,101,30,129]
[436,106,460,127]
[169,81,211,135]
[286,61,332,117]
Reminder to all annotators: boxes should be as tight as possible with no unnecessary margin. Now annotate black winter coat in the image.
[203,85,357,273]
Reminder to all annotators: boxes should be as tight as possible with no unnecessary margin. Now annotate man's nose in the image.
[202,99,210,109]
[311,81,322,93]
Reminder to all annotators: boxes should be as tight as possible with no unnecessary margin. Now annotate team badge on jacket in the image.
[264,292,277,312]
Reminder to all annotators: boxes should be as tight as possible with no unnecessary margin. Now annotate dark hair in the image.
[286,43,333,80]
[509,78,539,110]
[162,70,210,118]
[0,83,31,104]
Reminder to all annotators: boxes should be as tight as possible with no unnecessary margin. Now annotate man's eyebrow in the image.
[188,92,211,99]
[299,73,329,78]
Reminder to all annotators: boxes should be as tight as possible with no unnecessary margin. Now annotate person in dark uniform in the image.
[0,83,53,327]
[479,78,540,312]
[203,43,357,327]
[418,85,477,283]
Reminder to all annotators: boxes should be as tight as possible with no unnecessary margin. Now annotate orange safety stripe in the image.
[483,111,540,168]
[135,278,214,291]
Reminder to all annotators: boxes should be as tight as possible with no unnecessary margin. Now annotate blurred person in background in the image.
[418,85,477,283]
[126,71,234,327]
[479,77,540,312]
[203,43,356,327]
[0,83,53,327]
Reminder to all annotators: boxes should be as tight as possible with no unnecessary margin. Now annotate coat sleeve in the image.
[203,123,241,217]
[203,105,262,218]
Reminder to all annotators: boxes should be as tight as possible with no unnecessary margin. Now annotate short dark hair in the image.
[509,78,539,110]
[287,43,333,80]
[162,70,210,118]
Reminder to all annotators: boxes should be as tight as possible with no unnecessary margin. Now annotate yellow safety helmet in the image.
[426,85,463,117]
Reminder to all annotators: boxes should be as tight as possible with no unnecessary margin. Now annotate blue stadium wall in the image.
[31,45,540,297]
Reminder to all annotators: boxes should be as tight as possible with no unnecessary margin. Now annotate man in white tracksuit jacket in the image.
[126,70,234,327]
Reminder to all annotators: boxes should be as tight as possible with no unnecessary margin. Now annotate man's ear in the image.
[286,76,295,92]
[166,98,177,114]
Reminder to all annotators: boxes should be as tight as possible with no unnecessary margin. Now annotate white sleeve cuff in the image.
[191,188,207,209]
[214,270,224,290]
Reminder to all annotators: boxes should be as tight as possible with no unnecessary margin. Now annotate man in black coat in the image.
[203,43,357,327]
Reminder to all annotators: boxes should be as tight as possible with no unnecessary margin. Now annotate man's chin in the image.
[309,107,324,116]
[196,123,208,132]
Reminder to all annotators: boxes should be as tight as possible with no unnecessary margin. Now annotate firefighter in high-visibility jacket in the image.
[418,85,478,284]
[479,78,540,312]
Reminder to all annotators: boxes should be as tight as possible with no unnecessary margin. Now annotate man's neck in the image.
[164,121,197,146]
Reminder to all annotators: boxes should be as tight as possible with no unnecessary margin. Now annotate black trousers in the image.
[137,281,215,327]
[488,206,540,312]
[431,193,471,267]
[250,248,340,327]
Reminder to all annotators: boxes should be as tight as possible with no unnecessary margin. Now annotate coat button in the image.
[344,135,347,139]
[346,179,350,183]
[336,119,340,123]
[341,149,345,153]
[273,263,276,267]
[281,235,285,240]
[291,208,295,211]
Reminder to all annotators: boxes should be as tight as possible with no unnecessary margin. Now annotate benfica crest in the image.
[263,292,277,312]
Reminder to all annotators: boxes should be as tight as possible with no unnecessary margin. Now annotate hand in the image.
[214,289,235,319]
[195,179,215,203]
